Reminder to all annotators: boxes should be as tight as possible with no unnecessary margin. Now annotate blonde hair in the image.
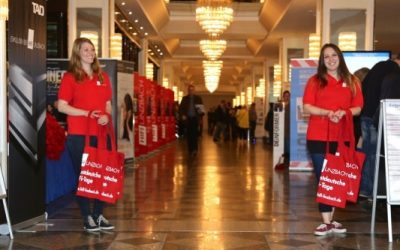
[68,37,103,84]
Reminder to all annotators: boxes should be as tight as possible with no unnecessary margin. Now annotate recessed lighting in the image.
[134,19,139,23]
[129,27,133,30]
[133,32,138,35]
[154,45,158,48]
[121,2,126,6]
[140,26,144,30]
[128,11,132,15]
[160,52,163,56]
[115,11,120,15]
[121,19,127,23]
[148,49,152,52]
[157,49,161,52]
[150,52,154,55]
[144,32,148,36]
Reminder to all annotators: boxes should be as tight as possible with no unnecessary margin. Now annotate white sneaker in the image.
[84,215,100,232]
[97,215,115,230]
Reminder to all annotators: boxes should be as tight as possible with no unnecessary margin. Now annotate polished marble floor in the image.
[1,134,400,249]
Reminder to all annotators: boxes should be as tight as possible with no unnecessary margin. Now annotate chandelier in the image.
[199,39,227,60]
[203,60,223,93]
[196,0,233,37]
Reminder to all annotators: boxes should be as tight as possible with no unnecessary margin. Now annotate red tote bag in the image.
[77,119,125,204]
[338,110,365,203]
[316,151,348,208]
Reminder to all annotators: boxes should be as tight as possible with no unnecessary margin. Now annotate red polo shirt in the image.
[303,74,363,141]
[58,72,112,135]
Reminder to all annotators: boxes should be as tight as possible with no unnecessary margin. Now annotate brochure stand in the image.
[370,99,400,242]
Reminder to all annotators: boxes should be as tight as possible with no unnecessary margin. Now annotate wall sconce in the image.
[0,0,8,20]
[247,86,253,105]
[256,78,265,97]
[172,86,178,102]
[162,78,169,88]
[110,33,122,60]
[178,91,183,103]
[146,63,154,80]
[240,91,245,106]
[338,32,357,51]
[308,33,320,59]
[80,31,99,54]
[273,64,282,97]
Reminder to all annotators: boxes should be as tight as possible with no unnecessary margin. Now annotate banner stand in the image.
[0,173,13,238]
[370,100,400,242]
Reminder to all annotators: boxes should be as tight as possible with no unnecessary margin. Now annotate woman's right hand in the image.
[90,110,102,119]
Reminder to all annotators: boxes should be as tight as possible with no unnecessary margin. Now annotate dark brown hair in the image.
[316,43,358,94]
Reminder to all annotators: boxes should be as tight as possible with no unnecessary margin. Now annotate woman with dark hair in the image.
[58,38,115,232]
[303,43,363,236]
[121,93,133,141]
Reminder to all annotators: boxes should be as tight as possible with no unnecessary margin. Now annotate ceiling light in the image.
[121,2,126,6]
[203,60,223,93]
[199,39,227,60]
[139,26,143,30]
[133,32,137,36]
[128,11,132,15]
[144,32,148,36]
[134,19,138,23]
[196,0,233,37]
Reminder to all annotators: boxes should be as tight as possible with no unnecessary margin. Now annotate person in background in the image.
[264,103,274,145]
[359,53,400,199]
[213,100,230,142]
[282,90,291,164]
[249,102,257,144]
[120,93,133,142]
[303,43,363,236]
[178,84,204,157]
[353,67,370,146]
[57,38,115,232]
[236,105,249,146]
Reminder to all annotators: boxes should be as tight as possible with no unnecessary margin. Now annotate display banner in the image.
[289,59,317,171]
[135,75,147,156]
[254,97,265,138]
[116,61,135,161]
[160,87,166,144]
[145,79,153,153]
[272,110,284,167]
[8,0,47,225]
[150,81,158,150]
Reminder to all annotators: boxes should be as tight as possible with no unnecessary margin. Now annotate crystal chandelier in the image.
[199,39,227,60]
[196,0,233,37]
[203,60,223,93]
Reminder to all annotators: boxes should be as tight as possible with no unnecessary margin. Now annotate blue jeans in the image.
[360,116,377,197]
[67,135,106,220]
[310,153,333,213]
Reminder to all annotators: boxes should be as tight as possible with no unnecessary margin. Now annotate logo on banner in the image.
[32,2,45,16]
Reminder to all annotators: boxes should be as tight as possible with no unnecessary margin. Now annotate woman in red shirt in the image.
[57,38,114,232]
[303,43,363,236]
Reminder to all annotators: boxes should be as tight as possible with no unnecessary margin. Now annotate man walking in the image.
[179,84,204,157]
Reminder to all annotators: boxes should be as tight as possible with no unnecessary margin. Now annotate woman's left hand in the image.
[97,114,109,126]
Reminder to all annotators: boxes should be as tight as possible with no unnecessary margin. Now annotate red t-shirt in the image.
[303,74,363,141]
[58,72,112,135]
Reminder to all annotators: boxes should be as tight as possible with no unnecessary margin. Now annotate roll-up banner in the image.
[289,59,317,171]
[8,0,47,225]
